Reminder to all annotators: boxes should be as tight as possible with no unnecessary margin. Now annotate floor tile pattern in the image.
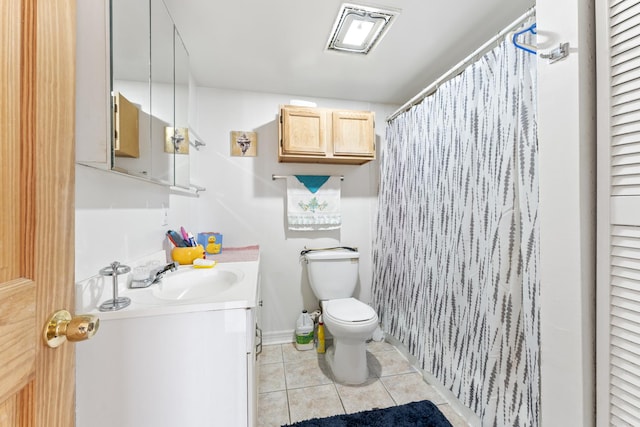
[257,341,470,426]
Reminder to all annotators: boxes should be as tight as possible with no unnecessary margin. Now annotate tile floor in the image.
[257,340,470,426]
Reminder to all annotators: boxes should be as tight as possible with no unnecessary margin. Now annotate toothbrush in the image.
[167,230,188,247]
[180,226,190,243]
[187,232,197,247]
[166,231,179,247]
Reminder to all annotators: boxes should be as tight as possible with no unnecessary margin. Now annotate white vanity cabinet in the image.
[77,307,259,427]
[76,255,261,426]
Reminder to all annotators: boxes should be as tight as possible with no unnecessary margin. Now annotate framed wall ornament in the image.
[230,131,257,157]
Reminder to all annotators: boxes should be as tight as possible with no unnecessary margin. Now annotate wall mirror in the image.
[173,29,190,188]
[110,0,191,187]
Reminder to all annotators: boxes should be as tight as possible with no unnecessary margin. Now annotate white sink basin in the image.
[121,264,251,308]
[152,268,241,301]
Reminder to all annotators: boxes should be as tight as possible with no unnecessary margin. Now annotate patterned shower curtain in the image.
[372,33,539,426]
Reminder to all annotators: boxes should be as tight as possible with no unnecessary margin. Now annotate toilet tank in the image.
[304,249,359,300]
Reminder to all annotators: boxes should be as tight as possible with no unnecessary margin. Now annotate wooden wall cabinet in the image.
[278,105,375,164]
[113,92,140,158]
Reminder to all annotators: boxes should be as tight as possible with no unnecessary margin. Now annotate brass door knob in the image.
[43,309,100,348]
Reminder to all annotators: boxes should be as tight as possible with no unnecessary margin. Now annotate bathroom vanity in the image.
[75,258,261,427]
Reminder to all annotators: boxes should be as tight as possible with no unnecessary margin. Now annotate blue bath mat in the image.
[284,400,453,427]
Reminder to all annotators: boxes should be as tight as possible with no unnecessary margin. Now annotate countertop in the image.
[77,251,260,321]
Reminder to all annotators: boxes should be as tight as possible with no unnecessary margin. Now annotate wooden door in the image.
[0,0,77,425]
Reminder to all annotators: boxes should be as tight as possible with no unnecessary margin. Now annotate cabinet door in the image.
[281,106,327,156]
[76,0,110,166]
[77,310,249,427]
[332,110,375,157]
[113,92,140,158]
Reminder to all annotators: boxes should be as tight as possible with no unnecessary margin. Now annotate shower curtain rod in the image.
[387,8,536,122]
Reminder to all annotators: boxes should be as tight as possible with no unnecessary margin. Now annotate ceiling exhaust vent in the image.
[326,3,400,55]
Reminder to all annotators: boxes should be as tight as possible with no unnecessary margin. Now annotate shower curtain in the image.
[372,32,539,426]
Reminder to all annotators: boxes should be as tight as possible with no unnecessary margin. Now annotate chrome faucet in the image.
[152,261,178,282]
[130,261,178,288]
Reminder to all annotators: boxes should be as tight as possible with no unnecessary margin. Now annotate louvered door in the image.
[597,0,640,425]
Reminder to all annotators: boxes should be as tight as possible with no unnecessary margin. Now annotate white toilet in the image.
[303,248,378,384]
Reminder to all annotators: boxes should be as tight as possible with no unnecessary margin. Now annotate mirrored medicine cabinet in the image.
[110,0,191,189]
[75,0,198,191]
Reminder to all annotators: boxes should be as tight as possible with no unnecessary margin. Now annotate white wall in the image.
[75,165,197,281]
[75,86,396,341]
[191,87,397,339]
[538,0,596,425]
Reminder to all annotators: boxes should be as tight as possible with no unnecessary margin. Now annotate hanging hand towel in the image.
[286,175,341,231]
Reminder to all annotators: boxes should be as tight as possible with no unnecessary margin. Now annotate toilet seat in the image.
[323,298,376,323]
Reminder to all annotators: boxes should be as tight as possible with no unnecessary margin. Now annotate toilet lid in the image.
[324,298,376,322]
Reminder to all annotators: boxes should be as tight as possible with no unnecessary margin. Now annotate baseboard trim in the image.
[263,330,294,345]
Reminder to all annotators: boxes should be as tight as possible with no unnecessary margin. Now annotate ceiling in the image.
[163,0,535,106]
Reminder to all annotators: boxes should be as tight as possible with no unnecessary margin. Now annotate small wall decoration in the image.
[230,131,257,157]
[164,127,189,154]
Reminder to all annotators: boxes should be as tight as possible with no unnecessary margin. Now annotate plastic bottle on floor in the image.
[316,315,325,354]
[295,310,314,351]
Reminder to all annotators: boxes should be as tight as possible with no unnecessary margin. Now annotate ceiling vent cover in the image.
[326,3,399,55]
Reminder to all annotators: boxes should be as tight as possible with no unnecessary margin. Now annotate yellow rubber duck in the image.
[206,235,222,254]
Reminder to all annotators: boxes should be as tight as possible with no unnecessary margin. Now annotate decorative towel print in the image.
[286,176,341,231]
[372,29,539,427]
